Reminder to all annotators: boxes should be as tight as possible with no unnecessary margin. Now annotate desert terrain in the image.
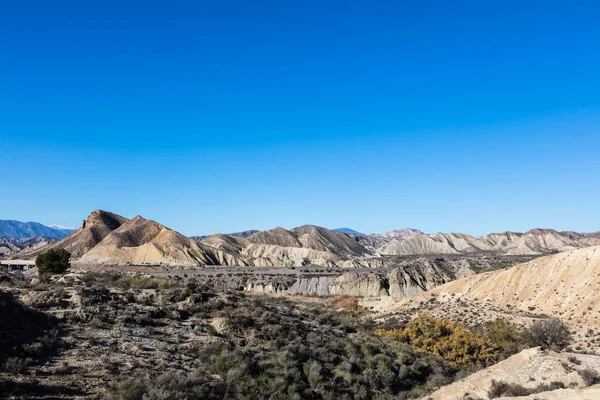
[2,211,600,399]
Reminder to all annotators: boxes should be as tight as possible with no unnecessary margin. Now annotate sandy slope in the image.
[380,234,461,255]
[423,246,600,329]
[426,348,600,400]
[372,245,600,353]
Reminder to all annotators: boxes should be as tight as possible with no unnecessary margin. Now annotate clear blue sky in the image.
[1,1,599,236]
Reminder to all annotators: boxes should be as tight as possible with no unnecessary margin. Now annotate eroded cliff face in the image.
[240,263,455,298]
[241,244,340,268]
[125,255,535,299]
[244,273,389,297]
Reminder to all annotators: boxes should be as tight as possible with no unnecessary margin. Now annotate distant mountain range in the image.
[8,210,600,268]
[0,219,74,239]
[0,236,54,257]
[192,230,259,241]
[332,228,363,235]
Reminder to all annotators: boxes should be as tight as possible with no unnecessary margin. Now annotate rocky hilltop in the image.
[78,215,211,266]
[13,210,245,267]
[10,210,600,271]
[15,210,129,259]
[200,226,600,266]
[356,228,600,256]
[201,226,370,267]
[78,215,247,267]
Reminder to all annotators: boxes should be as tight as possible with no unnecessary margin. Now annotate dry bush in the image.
[377,312,500,368]
[528,318,571,351]
[488,379,565,398]
[102,289,452,399]
[484,318,528,357]
[331,296,363,313]
[0,290,58,367]
[578,368,600,386]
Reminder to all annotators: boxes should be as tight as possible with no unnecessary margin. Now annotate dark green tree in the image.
[528,318,571,351]
[35,249,71,274]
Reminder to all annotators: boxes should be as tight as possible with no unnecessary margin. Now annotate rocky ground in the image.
[2,249,598,399]
[0,271,459,399]
[62,253,537,299]
[425,348,600,400]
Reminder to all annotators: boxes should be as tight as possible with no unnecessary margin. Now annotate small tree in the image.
[35,249,71,275]
[528,318,571,351]
[485,318,529,356]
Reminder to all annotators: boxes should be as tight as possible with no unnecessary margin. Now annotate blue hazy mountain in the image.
[332,228,363,235]
[0,219,74,239]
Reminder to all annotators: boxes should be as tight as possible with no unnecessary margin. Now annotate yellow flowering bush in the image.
[376,312,499,368]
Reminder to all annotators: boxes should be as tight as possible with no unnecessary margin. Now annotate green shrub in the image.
[489,380,528,398]
[578,368,600,386]
[484,318,529,357]
[568,355,582,365]
[0,290,58,365]
[489,379,566,398]
[36,249,71,274]
[528,318,571,351]
[113,378,146,400]
[3,357,30,374]
[106,302,449,399]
